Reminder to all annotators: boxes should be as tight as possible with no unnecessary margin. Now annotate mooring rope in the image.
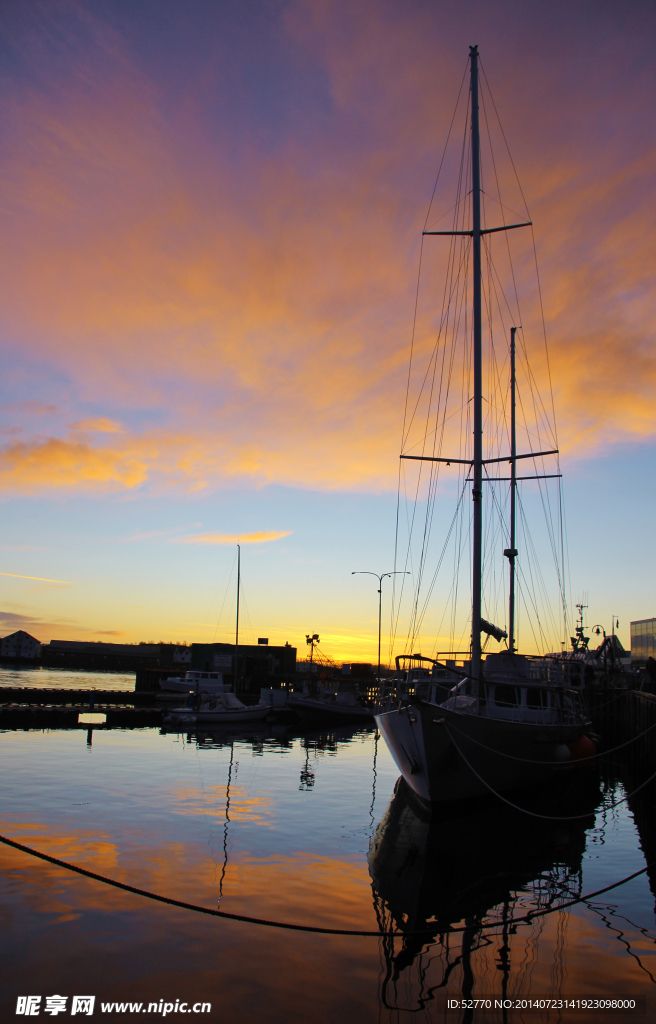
[442,722,656,820]
[0,831,651,938]
[442,715,656,765]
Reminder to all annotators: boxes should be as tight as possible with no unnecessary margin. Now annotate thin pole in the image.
[235,544,240,690]
[351,571,409,686]
[470,45,483,694]
[377,580,382,686]
[508,326,517,652]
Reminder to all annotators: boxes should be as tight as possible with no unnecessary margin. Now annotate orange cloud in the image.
[0,2,652,499]
[67,418,123,433]
[176,530,293,545]
[0,437,150,494]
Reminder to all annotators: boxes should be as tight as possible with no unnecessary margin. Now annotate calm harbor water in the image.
[0,666,137,690]
[1,682,655,1021]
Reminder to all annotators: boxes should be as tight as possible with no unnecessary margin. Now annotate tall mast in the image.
[470,45,483,693]
[506,327,518,652]
[235,543,240,689]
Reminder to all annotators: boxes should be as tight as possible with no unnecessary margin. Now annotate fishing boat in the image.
[375,46,591,804]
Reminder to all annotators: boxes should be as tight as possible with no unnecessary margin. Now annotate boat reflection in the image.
[165,721,376,751]
[369,772,602,1013]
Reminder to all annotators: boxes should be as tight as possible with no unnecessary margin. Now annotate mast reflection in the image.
[369,773,601,1013]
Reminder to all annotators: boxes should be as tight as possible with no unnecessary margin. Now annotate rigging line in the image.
[424,191,470,232]
[442,722,656,820]
[409,240,472,647]
[407,255,471,649]
[480,59,561,455]
[443,716,656,765]
[399,234,427,453]
[481,60,558,449]
[479,189,529,222]
[423,59,469,232]
[562,477,574,641]
[515,481,558,642]
[516,489,562,645]
[407,241,463,626]
[482,237,555,450]
[401,397,472,456]
[515,532,552,651]
[480,258,511,466]
[410,479,469,646]
[480,85,528,393]
[515,554,547,653]
[535,471,566,615]
[401,86,471,451]
[476,138,552,449]
[393,465,418,656]
[402,195,471,451]
[479,59,531,220]
[212,550,238,643]
[390,458,404,667]
[512,452,564,627]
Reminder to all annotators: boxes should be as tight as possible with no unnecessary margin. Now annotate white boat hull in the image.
[164,703,272,725]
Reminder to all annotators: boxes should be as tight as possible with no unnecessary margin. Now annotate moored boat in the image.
[160,669,228,696]
[375,46,592,804]
[164,690,271,725]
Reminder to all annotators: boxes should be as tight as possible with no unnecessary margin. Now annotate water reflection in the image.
[369,772,604,1013]
[1,722,655,1021]
[180,721,376,750]
[173,721,378,793]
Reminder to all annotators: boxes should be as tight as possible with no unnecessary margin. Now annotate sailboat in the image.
[375,47,590,804]
[164,544,272,725]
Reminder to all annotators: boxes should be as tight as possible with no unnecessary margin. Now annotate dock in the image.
[0,689,162,729]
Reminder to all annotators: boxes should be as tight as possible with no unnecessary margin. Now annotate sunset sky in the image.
[0,0,654,663]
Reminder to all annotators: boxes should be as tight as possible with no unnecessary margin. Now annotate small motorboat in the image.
[164,691,272,725]
[160,670,228,696]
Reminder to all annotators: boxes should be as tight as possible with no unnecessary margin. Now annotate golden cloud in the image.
[0,437,150,494]
[0,3,652,498]
[176,530,293,545]
[0,571,71,584]
[67,418,123,433]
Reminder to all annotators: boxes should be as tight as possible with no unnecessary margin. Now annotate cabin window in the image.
[526,688,549,709]
[494,685,518,708]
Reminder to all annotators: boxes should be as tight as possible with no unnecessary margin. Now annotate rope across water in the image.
[0,831,651,938]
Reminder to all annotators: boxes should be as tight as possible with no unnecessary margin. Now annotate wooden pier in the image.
[0,689,162,729]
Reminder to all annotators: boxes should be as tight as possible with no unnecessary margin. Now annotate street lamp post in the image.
[351,571,410,685]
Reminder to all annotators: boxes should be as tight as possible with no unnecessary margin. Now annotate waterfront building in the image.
[191,641,296,677]
[0,630,41,660]
[630,618,656,665]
